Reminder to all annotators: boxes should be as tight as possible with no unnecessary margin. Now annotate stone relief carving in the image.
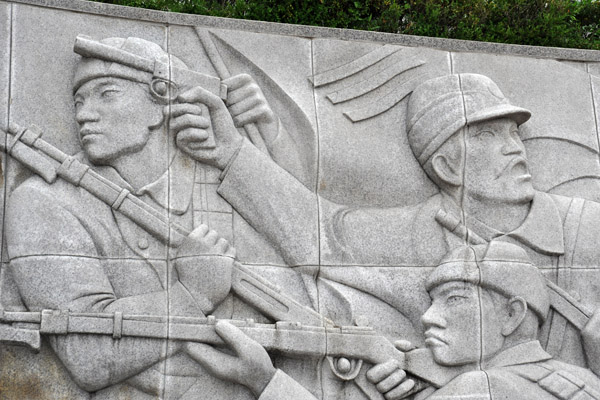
[2,2,600,399]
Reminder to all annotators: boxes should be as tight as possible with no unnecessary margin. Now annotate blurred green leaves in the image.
[92,0,600,50]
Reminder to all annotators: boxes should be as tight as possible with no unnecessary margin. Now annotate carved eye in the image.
[446,295,466,305]
[476,130,495,140]
[101,88,120,98]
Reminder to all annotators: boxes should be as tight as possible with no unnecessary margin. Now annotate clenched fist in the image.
[173,224,236,313]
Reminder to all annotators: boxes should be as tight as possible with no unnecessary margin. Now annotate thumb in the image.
[215,321,253,355]
[394,340,417,352]
[186,342,237,379]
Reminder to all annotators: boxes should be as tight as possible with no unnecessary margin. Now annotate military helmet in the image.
[426,241,549,322]
[406,74,531,165]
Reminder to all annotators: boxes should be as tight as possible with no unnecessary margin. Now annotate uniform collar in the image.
[92,150,195,216]
[487,340,552,368]
[135,150,195,215]
[444,191,565,255]
[506,191,564,255]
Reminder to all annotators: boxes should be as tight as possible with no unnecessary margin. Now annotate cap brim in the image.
[467,104,531,126]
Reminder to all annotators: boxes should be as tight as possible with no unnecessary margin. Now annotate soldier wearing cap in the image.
[178,72,600,374]
[5,36,311,399]
[366,241,600,400]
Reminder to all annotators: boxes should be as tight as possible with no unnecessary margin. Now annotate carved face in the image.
[421,281,505,367]
[74,77,162,165]
[463,118,534,204]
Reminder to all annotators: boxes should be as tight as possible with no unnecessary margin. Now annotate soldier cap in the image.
[426,241,549,322]
[73,36,187,93]
[407,74,531,165]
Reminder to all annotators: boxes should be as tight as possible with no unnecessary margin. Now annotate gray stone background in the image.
[2,0,600,211]
[1,0,600,397]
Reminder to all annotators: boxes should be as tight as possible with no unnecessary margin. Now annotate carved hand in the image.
[367,341,418,400]
[223,74,279,144]
[173,225,235,313]
[185,321,277,398]
[170,86,243,169]
[367,359,415,400]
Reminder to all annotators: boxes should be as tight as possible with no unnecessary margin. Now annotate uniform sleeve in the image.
[5,182,200,392]
[218,139,324,266]
[258,369,319,400]
[267,122,312,188]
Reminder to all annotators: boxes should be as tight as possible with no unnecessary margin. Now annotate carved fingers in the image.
[224,74,279,145]
[174,225,235,313]
[177,224,235,258]
[185,321,276,397]
[185,341,238,379]
[224,74,275,127]
[393,340,417,352]
[170,85,243,169]
[168,103,212,146]
[367,359,415,400]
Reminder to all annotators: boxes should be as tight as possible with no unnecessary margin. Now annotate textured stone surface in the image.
[0,2,10,267]
[3,0,600,399]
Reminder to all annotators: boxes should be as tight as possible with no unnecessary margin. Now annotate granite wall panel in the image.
[1,1,600,399]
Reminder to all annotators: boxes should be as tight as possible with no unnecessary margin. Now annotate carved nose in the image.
[501,135,523,155]
[75,104,100,124]
[421,305,446,328]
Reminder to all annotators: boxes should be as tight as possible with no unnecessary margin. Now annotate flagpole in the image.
[195,28,270,155]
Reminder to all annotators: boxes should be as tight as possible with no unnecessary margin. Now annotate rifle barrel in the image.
[1,123,333,328]
[7,309,458,386]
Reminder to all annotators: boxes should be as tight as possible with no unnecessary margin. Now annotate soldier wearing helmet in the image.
[178,72,600,376]
[5,35,311,399]
[366,241,600,400]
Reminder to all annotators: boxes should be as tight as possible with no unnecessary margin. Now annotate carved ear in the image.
[502,296,528,337]
[431,154,462,187]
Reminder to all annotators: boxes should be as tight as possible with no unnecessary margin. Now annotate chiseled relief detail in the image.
[2,4,600,399]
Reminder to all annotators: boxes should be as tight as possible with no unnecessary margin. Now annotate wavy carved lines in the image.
[310,45,399,88]
[312,44,429,122]
[344,72,433,122]
[327,57,425,104]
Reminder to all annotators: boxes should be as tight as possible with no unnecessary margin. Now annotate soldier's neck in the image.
[463,197,531,234]
[110,133,172,191]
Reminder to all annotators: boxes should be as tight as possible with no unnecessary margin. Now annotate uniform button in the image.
[138,238,149,250]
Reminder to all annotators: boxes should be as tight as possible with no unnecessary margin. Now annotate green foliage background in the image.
[91,0,600,50]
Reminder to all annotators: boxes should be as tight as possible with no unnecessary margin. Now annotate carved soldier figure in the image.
[367,241,600,400]
[178,241,600,400]
[178,72,600,370]
[4,36,311,399]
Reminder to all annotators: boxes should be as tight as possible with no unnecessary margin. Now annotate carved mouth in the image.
[424,331,447,347]
[496,156,530,180]
[79,128,102,140]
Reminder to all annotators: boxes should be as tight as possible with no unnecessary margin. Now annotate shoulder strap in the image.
[546,197,586,357]
[510,361,600,400]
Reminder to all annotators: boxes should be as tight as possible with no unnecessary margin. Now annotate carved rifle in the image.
[0,123,472,399]
[0,309,465,389]
[0,123,331,328]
